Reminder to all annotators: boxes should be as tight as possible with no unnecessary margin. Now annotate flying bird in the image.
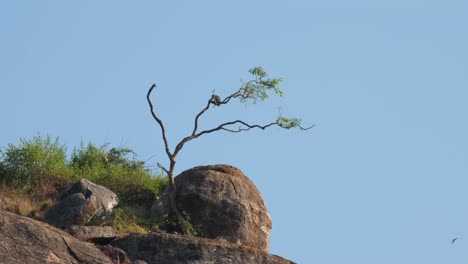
[452,238,459,244]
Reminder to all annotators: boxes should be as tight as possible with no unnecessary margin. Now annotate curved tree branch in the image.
[196,120,278,137]
[220,80,256,105]
[157,162,170,175]
[191,98,214,136]
[147,84,173,160]
[172,119,281,160]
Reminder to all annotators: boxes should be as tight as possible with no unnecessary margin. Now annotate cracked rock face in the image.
[113,232,294,264]
[0,210,112,264]
[174,164,272,251]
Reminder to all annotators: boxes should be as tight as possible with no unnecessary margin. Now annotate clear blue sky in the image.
[1,1,468,263]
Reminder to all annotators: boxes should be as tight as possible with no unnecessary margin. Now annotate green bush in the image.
[106,207,148,233]
[0,136,167,203]
[0,135,168,232]
[69,142,167,205]
[0,135,71,192]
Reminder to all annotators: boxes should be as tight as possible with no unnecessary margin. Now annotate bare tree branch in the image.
[196,120,278,137]
[171,119,279,160]
[190,84,250,138]
[181,78,294,154]
[157,162,170,175]
[191,98,214,136]
[297,124,315,130]
[147,84,173,160]
[219,80,256,105]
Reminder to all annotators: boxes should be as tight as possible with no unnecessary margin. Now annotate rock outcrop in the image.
[171,164,272,251]
[67,225,117,243]
[112,232,294,264]
[0,166,297,263]
[45,178,119,228]
[0,210,112,264]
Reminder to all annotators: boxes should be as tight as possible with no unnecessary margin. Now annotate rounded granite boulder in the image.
[174,164,272,251]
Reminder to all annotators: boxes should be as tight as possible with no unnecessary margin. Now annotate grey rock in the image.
[0,198,4,211]
[0,210,112,264]
[46,179,118,227]
[67,225,117,243]
[132,260,148,264]
[112,232,295,264]
[173,164,272,251]
[100,244,129,263]
[46,193,93,227]
[61,178,119,213]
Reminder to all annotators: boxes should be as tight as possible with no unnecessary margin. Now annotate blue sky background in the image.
[1,1,468,263]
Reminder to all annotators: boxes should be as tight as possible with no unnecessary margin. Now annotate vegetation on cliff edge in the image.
[0,134,167,233]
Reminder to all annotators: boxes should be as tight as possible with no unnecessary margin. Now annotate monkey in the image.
[211,94,221,106]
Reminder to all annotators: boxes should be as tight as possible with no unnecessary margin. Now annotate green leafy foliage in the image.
[240,66,284,103]
[0,134,71,192]
[235,67,311,131]
[151,212,198,236]
[70,142,167,205]
[105,207,148,234]
[0,135,170,233]
[276,117,304,129]
[0,136,167,205]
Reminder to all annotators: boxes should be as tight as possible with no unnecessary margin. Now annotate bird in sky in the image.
[452,238,459,244]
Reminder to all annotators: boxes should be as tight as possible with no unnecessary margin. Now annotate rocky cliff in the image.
[0,210,113,264]
[112,232,293,264]
[0,165,296,264]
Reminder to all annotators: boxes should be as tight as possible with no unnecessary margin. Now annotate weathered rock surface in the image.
[100,245,132,263]
[45,178,118,227]
[112,232,295,264]
[172,164,272,251]
[0,210,112,264]
[67,225,117,243]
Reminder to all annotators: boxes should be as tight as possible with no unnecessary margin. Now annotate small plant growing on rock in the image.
[146,67,312,234]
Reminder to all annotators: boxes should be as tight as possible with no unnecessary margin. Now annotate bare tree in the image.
[147,67,312,234]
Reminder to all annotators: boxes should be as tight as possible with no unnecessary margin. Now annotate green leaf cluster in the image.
[0,135,70,191]
[276,117,303,129]
[242,67,284,103]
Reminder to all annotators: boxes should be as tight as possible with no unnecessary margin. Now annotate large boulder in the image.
[0,210,112,264]
[45,179,119,228]
[172,164,272,251]
[112,232,295,264]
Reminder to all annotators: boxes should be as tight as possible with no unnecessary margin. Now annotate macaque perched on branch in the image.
[211,94,222,106]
